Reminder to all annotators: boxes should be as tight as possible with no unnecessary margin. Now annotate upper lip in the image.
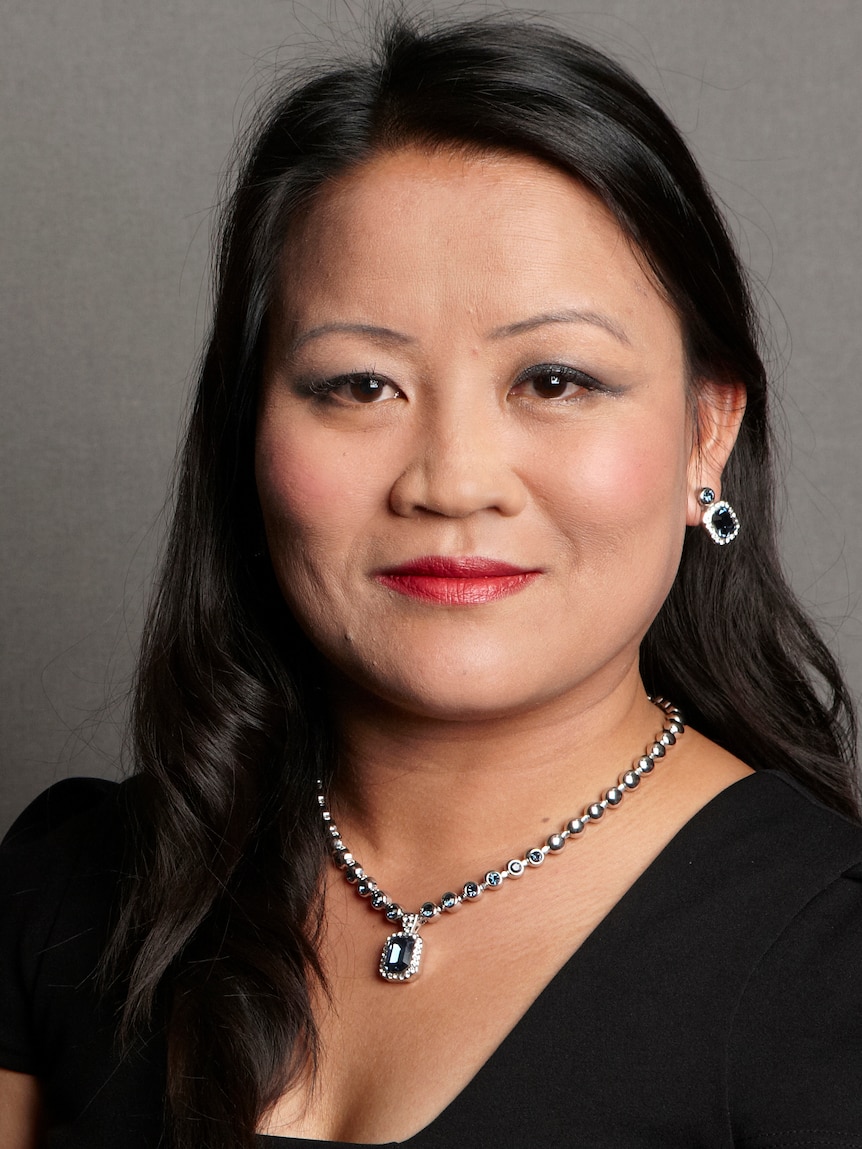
[378,555,539,577]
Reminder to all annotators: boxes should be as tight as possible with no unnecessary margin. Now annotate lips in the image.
[375,555,541,605]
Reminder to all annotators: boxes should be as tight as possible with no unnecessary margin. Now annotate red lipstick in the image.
[375,556,541,605]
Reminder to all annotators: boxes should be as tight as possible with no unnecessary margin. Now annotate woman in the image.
[2,13,860,1149]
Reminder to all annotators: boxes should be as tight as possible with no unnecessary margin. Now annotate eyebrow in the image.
[287,323,416,357]
[489,308,631,345]
[286,307,631,357]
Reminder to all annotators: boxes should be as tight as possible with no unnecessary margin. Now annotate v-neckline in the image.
[257,770,770,1148]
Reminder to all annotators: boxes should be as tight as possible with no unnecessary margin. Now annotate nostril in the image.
[388,457,527,519]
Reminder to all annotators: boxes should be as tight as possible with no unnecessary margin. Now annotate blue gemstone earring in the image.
[698,487,740,546]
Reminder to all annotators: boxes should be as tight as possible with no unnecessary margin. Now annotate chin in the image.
[333,652,580,723]
[321,621,636,722]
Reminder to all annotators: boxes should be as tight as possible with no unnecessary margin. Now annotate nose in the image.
[388,397,527,519]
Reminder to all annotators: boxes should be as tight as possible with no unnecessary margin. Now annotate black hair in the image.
[105,13,858,1148]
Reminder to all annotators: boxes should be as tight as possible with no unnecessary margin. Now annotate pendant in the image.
[379,913,423,982]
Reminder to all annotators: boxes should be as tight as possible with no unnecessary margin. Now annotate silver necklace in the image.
[318,696,684,982]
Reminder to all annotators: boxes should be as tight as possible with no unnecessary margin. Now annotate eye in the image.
[303,372,402,404]
[342,374,399,403]
[510,363,603,401]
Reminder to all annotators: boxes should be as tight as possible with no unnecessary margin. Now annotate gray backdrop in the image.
[2,0,860,833]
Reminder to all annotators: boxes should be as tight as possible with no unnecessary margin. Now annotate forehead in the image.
[274,147,680,353]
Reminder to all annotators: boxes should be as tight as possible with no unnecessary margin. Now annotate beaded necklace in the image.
[319,696,684,981]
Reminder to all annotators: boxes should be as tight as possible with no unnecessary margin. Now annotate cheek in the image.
[254,418,403,649]
[553,418,689,516]
[592,435,687,511]
[256,432,343,538]
[255,414,391,556]
[254,426,359,648]
[530,413,691,601]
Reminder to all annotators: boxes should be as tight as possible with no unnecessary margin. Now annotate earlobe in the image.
[685,379,746,526]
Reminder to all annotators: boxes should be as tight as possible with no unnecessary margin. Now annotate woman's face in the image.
[256,148,728,719]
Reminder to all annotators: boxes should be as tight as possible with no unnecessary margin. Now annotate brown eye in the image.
[303,373,402,404]
[347,375,392,403]
[531,369,575,399]
[511,363,601,401]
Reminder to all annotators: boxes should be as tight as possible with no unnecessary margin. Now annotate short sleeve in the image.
[729,863,862,1146]
[0,778,120,1074]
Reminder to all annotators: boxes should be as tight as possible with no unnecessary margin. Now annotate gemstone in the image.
[699,487,716,505]
[527,849,544,866]
[441,891,459,911]
[383,935,414,972]
[485,870,503,887]
[379,932,423,980]
[463,881,481,900]
[506,859,525,878]
[385,903,403,922]
[713,507,736,538]
[420,901,437,919]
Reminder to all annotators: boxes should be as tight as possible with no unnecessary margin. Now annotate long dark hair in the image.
[106,13,858,1147]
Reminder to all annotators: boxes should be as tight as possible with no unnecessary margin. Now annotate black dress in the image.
[3,770,862,1148]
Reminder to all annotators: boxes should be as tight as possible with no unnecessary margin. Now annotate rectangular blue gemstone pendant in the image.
[379,931,423,981]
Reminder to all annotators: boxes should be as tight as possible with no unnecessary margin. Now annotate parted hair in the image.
[105,13,858,1147]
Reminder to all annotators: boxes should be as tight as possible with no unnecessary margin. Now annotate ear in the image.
[685,379,747,526]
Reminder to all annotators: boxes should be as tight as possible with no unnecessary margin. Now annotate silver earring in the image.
[698,487,740,545]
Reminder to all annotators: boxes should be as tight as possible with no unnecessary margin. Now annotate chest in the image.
[258,820,711,1144]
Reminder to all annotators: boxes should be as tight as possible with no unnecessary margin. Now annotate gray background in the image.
[2,0,860,833]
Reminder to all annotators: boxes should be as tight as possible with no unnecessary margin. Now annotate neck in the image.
[323,666,668,898]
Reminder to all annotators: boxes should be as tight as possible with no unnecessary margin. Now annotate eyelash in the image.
[298,363,608,404]
[511,362,606,400]
[300,372,397,402]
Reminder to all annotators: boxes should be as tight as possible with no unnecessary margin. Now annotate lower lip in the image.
[376,573,539,605]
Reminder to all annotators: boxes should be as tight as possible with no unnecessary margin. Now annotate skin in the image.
[260,150,698,726]
[0,1069,42,1149]
[253,148,751,1142]
[1,147,750,1142]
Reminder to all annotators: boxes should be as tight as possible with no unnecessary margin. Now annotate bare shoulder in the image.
[0,1069,42,1149]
